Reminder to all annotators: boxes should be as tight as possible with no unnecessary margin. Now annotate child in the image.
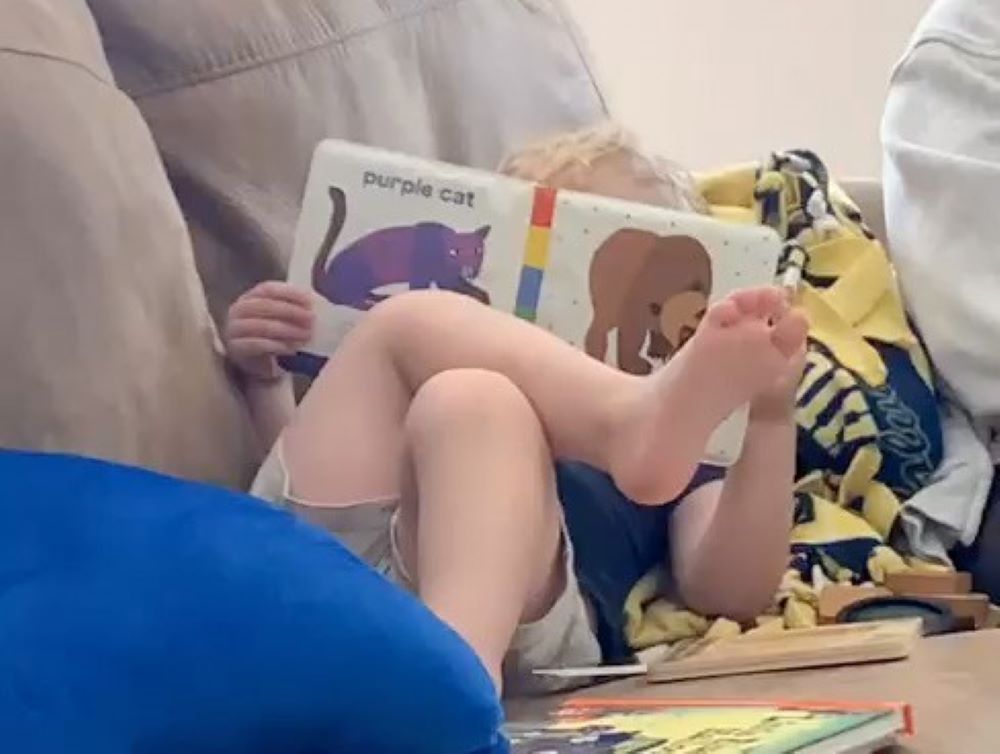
[226,124,808,696]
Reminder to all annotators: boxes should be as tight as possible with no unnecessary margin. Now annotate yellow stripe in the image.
[812,391,871,450]
[791,496,881,545]
[796,351,833,403]
[863,484,901,541]
[522,226,551,270]
[797,379,842,430]
[843,414,879,445]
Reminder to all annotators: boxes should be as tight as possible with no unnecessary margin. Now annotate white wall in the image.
[569,0,932,177]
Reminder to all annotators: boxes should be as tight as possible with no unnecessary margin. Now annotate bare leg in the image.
[285,288,805,508]
[393,369,564,691]
[283,290,632,506]
[610,287,809,503]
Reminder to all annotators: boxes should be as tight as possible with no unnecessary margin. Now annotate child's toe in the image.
[704,299,740,328]
[730,287,785,320]
[730,288,763,317]
[771,309,809,356]
[757,287,788,319]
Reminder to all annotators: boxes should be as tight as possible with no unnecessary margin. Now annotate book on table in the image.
[506,697,913,753]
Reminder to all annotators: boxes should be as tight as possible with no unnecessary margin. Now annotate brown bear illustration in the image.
[584,230,712,375]
[651,289,709,359]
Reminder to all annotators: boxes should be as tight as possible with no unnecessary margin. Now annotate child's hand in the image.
[224,282,315,382]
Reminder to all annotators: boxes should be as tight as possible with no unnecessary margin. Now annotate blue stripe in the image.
[514,266,545,314]
[798,365,836,407]
[813,382,861,433]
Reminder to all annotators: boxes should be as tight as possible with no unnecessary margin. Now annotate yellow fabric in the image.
[698,161,928,387]
[624,569,710,650]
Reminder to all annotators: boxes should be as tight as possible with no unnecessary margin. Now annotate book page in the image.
[289,140,532,357]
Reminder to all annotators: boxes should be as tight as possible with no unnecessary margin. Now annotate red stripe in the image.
[531,185,558,228]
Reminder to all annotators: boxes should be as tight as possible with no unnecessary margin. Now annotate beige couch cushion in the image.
[90,0,608,325]
[0,0,258,487]
[841,178,887,248]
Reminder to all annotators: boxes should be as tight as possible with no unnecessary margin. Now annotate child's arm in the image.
[224,281,315,453]
[668,352,802,622]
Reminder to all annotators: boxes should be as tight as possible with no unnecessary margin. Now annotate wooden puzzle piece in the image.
[885,571,972,596]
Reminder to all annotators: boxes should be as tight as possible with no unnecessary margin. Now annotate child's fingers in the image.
[226,317,312,345]
[249,281,314,308]
[230,296,315,328]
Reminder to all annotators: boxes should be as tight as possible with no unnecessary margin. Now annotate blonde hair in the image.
[498,122,708,214]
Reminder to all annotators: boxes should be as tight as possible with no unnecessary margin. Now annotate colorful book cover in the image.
[287,139,782,466]
[506,698,912,753]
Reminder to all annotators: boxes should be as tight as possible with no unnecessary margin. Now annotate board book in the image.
[286,139,782,466]
[507,698,913,753]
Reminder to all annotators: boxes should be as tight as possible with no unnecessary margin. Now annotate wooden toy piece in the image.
[987,605,1000,630]
[645,619,922,684]
[817,585,892,625]
[913,593,991,630]
[885,571,972,597]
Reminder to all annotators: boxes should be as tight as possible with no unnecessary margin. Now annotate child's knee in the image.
[405,368,542,443]
[364,290,478,339]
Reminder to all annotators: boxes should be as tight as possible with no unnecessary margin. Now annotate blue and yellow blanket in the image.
[626,151,945,646]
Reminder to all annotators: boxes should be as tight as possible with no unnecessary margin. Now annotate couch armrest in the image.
[842,178,887,249]
[0,0,256,487]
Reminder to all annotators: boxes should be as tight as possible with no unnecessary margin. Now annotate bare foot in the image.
[608,287,808,504]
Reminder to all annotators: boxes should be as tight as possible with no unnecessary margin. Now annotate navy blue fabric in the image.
[953,466,1000,603]
[0,450,506,754]
[796,342,942,500]
[555,462,725,664]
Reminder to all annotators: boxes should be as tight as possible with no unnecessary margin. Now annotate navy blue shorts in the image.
[554,461,725,663]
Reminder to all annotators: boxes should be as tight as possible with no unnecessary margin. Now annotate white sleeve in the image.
[898,389,994,563]
[883,26,1000,425]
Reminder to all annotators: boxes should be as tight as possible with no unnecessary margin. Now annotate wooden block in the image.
[885,571,972,596]
[907,593,991,630]
[646,619,922,685]
[987,605,1000,630]
[818,585,892,625]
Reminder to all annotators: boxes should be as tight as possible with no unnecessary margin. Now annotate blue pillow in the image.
[0,450,507,754]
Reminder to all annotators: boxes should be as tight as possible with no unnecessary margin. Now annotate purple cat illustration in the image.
[312,186,491,310]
